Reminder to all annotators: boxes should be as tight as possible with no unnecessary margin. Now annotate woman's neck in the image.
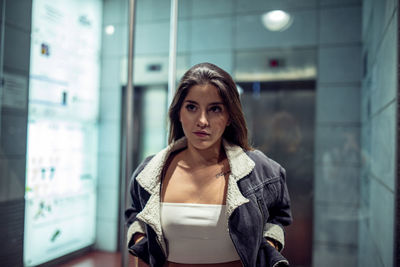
[184,141,226,168]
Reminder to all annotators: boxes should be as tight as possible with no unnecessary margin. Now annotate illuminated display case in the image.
[24,0,102,266]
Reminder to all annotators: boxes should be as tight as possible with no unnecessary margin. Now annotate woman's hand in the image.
[133,233,149,267]
[266,238,279,250]
[133,233,145,244]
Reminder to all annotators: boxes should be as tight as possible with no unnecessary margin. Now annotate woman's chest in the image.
[161,165,229,204]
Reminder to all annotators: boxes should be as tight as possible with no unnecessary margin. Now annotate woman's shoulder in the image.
[131,154,155,179]
[245,149,285,178]
[131,145,183,180]
[140,154,155,167]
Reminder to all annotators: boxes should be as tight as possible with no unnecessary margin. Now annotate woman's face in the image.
[179,83,230,151]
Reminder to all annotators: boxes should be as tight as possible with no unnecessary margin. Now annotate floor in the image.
[59,251,135,267]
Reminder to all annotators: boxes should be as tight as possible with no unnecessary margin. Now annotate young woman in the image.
[125,63,292,267]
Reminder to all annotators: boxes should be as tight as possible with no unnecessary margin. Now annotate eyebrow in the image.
[184,100,224,105]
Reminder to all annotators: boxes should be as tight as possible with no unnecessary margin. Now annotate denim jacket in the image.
[125,137,292,267]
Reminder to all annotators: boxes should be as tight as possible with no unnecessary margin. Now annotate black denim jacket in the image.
[125,138,292,267]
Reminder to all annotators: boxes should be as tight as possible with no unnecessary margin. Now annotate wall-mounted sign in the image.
[24,0,102,266]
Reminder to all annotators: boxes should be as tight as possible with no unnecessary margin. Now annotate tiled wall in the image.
[313,1,362,267]
[132,0,319,80]
[0,0,32,265]
[131,0,320,82]
[313,1,362,266]
[359,0,398,266]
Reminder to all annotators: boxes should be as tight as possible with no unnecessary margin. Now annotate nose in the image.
[197,111,209,127]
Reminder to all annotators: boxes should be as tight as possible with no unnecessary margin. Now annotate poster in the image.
[24,0,102,266]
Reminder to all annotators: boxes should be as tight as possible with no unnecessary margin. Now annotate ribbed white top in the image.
[161,202,240,264]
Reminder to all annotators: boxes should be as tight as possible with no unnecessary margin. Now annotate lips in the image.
[193,131,210,137]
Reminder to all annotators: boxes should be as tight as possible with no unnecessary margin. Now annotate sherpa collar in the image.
[136,137,255,193]
[135,137,255,254]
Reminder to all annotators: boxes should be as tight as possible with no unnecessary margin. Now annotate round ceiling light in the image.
[105,25,115,35]
[261,10,293,32]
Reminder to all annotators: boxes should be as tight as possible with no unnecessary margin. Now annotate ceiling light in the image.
[105,25,115,35]
[261,10,293,32]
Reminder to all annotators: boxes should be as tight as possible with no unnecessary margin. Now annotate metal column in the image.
[121,1,178,266]
[167,0,178,107]
[0,0,6,138]
[121,0,137,266]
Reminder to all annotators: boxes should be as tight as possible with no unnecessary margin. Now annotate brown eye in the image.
[185,104,197,112]
[209,105,222,113]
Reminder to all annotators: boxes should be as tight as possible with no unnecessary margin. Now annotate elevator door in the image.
[239,81,315,267]
[137,85,168,162]
[121,84,168,169]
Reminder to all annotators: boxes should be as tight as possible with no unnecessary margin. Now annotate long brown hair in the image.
[168,62,252,150]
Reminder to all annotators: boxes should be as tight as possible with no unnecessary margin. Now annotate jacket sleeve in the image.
[263,167,292,251]
[124,157,153,250]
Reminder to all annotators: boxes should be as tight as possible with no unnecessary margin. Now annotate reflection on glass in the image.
[240,81,315,266]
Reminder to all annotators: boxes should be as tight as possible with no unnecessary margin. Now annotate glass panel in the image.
[240,82,315,265]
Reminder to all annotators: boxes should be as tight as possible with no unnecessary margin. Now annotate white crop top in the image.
[160,202,240,264]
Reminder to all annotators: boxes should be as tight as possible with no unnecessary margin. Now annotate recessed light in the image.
[261,10,293,32]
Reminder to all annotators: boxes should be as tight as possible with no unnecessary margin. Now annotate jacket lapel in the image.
[223,140,255,221]
[135,137,256,253]
[135,137,187,254]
